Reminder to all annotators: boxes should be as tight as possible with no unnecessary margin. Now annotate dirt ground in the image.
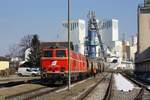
[0,84,45,97]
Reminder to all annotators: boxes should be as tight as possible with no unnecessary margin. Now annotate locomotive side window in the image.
[56,50,66,57]
[44,50,53,57]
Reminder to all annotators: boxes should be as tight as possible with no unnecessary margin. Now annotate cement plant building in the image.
[135,0,150,77]
[58,19,86,55]
[98,19,119,48]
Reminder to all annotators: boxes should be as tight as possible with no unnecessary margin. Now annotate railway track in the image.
[5,86,60,100]
[134,87,150,100]
[76,73,113,100]
[122,73,150,100]
[4,75,98,100]
[103,73,113,100]
[0,78,41,88]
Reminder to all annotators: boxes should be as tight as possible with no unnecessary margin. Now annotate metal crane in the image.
[86,11,105,60]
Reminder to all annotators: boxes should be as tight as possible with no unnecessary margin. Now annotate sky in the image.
[0,0,143,56]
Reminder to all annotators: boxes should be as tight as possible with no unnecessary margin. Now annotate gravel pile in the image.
[111,74,141,100]
[111,88,141,100]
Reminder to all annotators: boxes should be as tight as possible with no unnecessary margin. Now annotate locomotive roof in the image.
[42,48,67,50]
[40,42,74,50]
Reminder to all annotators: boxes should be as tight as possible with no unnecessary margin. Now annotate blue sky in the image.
[0,0,143,56]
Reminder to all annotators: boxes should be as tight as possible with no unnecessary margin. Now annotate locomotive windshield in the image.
[44,50,53,57]
[56,50,66,57]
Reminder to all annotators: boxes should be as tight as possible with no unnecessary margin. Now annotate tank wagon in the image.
[40,47,105,84]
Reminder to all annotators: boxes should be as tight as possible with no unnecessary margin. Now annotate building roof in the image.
[0,57,9,61]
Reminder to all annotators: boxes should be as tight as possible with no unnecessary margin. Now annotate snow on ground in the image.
[114,73,134,92]
[148,86,150,90]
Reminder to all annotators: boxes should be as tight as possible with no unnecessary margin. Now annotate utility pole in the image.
[68,0,71,90]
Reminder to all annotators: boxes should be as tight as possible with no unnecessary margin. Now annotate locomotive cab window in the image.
[56,50,66,57]
[44,50,53,57]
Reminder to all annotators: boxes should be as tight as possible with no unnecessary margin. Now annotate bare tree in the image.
[19,34,33,59]
[8,44,20,58]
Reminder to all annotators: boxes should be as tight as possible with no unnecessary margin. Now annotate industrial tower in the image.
[86,11,105,59]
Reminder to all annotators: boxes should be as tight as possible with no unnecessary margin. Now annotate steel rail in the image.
[134,87,144,100]
[103,73,113,100]
[5,75,96,100]
[76,73,111,100]
[0,78,41,88]
[122,73,150,92]
[122,73,150,100]
[5,87,60,100]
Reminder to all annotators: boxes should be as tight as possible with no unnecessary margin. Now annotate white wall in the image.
[112,19,119,41]
[59,19,86,54]
[110,41,123,60]
[130,45,137,62]
[99,19,119,48]
[0,61,9,70]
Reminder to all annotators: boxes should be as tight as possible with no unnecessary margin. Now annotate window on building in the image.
[145,0,150,4]
[74,23,76,29]
[106,21,109,29]
[65,23,66,27]
[108,21,112,28]
[71,23,72,31]
[70,23,72,31]
[73,23,75,30]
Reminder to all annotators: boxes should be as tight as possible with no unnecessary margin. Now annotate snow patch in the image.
[114,73,134,92]
[148,86,150,90]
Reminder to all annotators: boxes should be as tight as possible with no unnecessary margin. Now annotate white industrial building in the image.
[106,40,123,63]
[97,19,120,62]
[98,19,119,48]
[130,45,137,62]
[111,41,123,61]
[129,35,137,62]
[58,19,86,55]
[129,35,137,46]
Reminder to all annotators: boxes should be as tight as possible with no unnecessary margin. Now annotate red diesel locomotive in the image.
[41,48,105,83]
